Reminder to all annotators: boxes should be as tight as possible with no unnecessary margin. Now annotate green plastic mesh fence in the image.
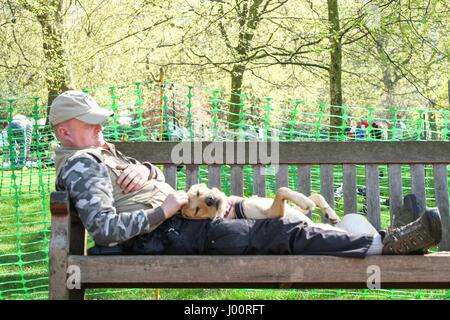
[0,80,449,300]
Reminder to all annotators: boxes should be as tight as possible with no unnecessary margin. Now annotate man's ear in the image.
[56,125,71,142]
[56,126,67,138]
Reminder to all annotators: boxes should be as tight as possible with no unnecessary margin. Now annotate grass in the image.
[0,165,449,300]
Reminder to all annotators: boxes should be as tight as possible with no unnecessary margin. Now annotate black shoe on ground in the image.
[382,207,442,255]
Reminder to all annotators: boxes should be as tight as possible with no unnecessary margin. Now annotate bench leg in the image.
[49,212,77,299]
[49,192,86,300]
[49,274,85,300]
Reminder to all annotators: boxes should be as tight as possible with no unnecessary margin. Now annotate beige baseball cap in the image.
[49,90,114,126]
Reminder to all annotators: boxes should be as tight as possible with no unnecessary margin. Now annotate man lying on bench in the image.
[49,90,442,257]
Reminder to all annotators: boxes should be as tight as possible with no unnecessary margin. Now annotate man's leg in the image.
[227,218,373,257]
[126,207,440,257]
[335,213,378,236]
[130,216,373,257]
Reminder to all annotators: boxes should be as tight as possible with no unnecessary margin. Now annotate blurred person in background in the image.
[10,114,33,168]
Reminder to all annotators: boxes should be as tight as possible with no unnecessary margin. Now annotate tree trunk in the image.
[448,79,450,109]
[382,67,396,108]
[428,101,436,140]
[227,64,246,135]
[375,34,401,117]
[327,0,343,140]
[225,0,263,137]
[36,0,72,122]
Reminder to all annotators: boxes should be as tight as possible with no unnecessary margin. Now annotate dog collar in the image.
[234,200,247,219]
[224,199,235,218]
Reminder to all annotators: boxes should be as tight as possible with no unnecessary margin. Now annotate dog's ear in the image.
[199,183,207,188]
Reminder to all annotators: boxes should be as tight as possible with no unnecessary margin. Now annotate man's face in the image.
[57,118,105,148]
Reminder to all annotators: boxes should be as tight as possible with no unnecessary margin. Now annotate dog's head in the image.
[181,183,227,220]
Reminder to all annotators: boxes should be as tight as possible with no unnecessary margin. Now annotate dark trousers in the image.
[122,215,373,258]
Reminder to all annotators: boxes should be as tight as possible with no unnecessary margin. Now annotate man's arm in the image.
[57,154,165,246]
[142,162,165,181]
[121,153,165,181]
[115,158,165,194]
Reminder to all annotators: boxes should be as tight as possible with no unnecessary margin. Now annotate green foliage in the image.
[0,0,448,109]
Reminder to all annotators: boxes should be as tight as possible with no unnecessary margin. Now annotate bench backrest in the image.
[114,141,450,250]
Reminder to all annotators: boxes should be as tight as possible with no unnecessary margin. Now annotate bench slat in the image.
[252,165,266,197]
[185,164,199,191]
[297,165,311,196]
[366,165,381,229]
[276,165,289,189]
[69,254,450,289]
[163,165,177,189]
[388,164,403,228]
[343,164,357,214]
[433,164,450,251]
[208,165,221,189]
[297,165,311,218]
[411,164,426,214]
[116,141,450,164]
[320,165,334,222]
[231,165,244,196]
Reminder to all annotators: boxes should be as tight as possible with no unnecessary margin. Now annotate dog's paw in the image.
[327,216,341,225]
[324,208,341,225]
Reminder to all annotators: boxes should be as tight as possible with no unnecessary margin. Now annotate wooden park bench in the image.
[49,141,450,299]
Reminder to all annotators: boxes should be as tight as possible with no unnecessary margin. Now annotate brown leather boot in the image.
[382,207,442,255]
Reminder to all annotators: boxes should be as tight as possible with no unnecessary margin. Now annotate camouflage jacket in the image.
[55,143,175,246]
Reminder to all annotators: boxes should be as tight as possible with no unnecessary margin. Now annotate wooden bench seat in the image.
[70,253,450,289]
[49,141,450,299]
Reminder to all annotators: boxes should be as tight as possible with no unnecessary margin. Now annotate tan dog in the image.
[181,183,341,225]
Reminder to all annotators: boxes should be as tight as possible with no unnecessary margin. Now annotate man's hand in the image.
[161,192,189,219]
[116,163,151,193]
